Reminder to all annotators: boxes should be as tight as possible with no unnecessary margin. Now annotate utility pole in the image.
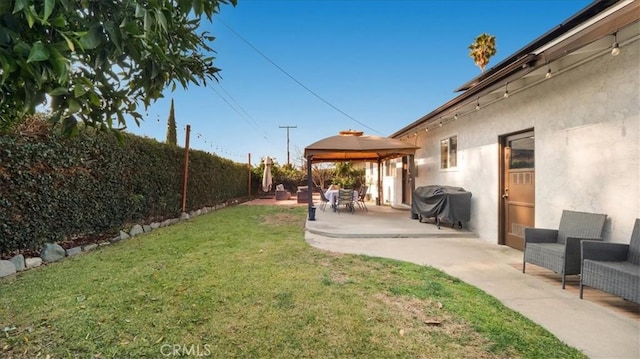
[279,125,297,166]
[181,124,191,213]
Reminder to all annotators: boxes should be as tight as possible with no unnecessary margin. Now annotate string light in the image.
[611,32,620,56]
[543,53,552,79]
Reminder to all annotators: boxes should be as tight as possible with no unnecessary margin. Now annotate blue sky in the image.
[125,0,592,167]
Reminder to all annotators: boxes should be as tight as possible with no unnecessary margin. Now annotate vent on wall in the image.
[512,173,533,185]
[510,223,527,238]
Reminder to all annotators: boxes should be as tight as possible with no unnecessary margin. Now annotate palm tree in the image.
[469,33,497,72]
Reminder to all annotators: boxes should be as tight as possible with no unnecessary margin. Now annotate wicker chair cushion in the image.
[525,243,565,274]
[583,259,640,303]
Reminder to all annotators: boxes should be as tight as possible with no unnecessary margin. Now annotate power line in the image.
[214,83,277,147]
[217,83,263,132]
[218,18,384,136]
[208,84,252,126]
[208,83,277,148]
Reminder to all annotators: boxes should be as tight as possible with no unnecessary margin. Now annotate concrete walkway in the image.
[304,203,640,359]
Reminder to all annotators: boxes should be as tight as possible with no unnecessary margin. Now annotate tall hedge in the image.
[0,124,249,255]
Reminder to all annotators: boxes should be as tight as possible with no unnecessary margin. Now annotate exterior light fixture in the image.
[438,121,443,127]
[475,97,480,111]
[611,32,621,56]
[454,113,458,120]
[543,54,552,79]
[425,128,429,132]
[503,83,509,99]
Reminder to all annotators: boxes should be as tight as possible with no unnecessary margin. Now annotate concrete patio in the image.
[299,197,640,359]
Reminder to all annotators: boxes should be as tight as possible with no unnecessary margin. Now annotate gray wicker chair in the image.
[580,218,639,304]
[523,210,607,289]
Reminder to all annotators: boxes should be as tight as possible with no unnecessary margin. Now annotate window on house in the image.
[440,136,457,169]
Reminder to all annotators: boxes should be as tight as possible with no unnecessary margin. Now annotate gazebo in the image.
[304,130,420,219]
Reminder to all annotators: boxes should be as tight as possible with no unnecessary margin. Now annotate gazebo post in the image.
[376,159,382,205]
[306,154,315,220]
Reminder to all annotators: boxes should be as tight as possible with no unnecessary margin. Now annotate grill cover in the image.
[411,185,472,224]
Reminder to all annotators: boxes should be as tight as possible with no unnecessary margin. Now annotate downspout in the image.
[376,159,382,205]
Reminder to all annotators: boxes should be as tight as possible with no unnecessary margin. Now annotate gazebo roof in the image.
[304,130,419,162]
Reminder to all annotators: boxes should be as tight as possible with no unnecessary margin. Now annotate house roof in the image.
[304,130,419,162]
[391,0,639,138]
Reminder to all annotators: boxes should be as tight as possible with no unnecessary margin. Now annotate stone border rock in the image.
[0,202,236,280]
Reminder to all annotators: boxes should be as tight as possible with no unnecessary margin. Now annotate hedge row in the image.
[0,125,250,255]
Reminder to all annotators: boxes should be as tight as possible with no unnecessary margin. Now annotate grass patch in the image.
[0,205,585,358]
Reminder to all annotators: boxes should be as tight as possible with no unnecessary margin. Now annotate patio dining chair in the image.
[316,186,331,212]
[336,188,355,214]
[356,185,368,212]
[522,209,607,289]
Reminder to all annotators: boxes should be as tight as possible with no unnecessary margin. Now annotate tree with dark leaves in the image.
[0,0,236,138]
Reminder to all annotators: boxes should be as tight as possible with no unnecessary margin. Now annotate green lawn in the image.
[0,205,585,358]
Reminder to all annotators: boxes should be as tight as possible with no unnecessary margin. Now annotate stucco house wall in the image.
[385,40,639,244]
